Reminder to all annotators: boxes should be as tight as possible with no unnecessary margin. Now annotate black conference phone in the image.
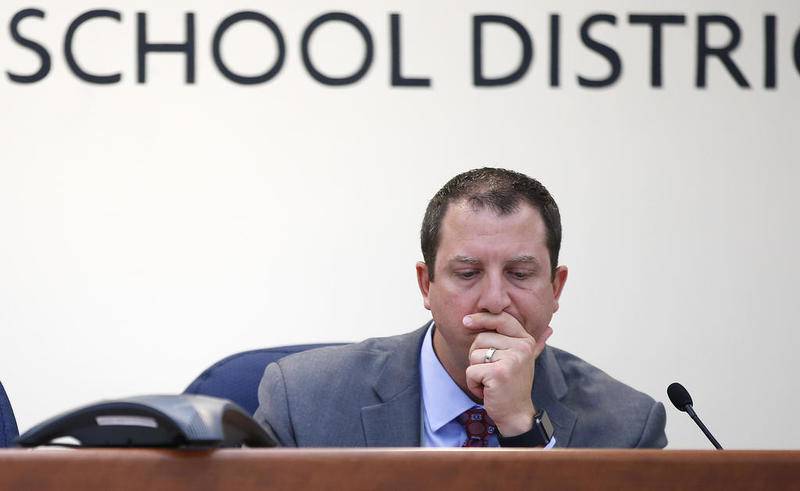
[16,394,278,448]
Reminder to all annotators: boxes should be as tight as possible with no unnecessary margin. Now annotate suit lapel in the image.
[361,385,421,447]
[360,324,429,447]
[533,346,577,447]
[358,325,577,448]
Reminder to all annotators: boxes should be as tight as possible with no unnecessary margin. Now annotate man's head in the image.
[416,168,567,369]
[420,168,562,281]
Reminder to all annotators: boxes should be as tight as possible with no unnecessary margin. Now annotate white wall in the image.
[1,0,798,449]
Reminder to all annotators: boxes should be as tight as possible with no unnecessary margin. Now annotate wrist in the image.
[495,407,535,437]
[497,408,554,448]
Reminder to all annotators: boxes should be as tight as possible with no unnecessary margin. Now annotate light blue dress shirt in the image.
[419,323,555,448]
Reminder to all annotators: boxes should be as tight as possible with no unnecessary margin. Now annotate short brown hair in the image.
[420,168,562,281]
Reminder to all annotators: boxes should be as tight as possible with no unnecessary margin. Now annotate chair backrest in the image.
[0,381,19,448]
[184,344,345,415]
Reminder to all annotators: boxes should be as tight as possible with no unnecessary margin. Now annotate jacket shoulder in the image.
[256,327,426,446]
[276,327,423,377]
[548,346,667,448]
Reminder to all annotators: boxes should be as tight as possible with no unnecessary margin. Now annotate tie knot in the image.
[458,407,496,447]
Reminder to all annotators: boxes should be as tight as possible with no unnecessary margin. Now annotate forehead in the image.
[437,200,549,261]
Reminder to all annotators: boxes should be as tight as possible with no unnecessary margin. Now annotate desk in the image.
[1,449,798,490]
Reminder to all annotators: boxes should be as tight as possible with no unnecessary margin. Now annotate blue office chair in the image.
[0,381,19,447]
[184,344,345,415]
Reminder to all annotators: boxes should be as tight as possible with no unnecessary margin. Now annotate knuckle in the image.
[491,363,509,380]
[469,350,482,364]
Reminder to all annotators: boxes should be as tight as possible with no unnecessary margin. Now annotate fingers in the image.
[466,363,491,400]
[465,320,554,436]
[469,347,504,365]
[466,356,524,400]
[463,312,528,338]
[470,331,538,365]
[468,342,534,366]
[470,331,518,351]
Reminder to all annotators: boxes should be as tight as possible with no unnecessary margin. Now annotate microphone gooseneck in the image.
[667,382,723,450]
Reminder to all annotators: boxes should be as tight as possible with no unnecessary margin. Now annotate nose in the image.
[476,271,511,314]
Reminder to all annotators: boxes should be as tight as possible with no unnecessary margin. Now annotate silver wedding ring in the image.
[484,347,497,363]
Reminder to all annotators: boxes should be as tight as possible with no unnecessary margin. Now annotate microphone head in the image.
[667,382,693,411]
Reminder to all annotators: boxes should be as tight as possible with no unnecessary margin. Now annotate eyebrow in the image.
[450,255,481,264]
[508,255,539,264]
[448,255,540,265]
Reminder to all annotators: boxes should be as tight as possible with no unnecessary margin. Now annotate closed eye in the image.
[456,270,479,279]
[509,270,534,280]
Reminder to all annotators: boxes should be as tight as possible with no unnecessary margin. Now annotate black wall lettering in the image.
[390,13,431,87]
[3,8,795,91]
[473,15,532,87]
[7,9,51,83]
[628,14,686,88]
[578,14,621,88]
[795,25,800,79]
[212,11,285,85]
[64,10,122,84]
[764,15,776,89]
[550,14,560,87]
[696,15,749,88]
[301,12,373,86]
[137,12,196,84]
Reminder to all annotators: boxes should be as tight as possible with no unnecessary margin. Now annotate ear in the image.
[416,261,432,311]
[551,265,568,313]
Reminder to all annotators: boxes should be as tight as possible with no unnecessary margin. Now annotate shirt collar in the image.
[420,322,479,432]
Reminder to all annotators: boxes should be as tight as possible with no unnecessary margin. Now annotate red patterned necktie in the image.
[458,407,496,447]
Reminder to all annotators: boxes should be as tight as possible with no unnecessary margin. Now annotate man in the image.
[254,168,667,448]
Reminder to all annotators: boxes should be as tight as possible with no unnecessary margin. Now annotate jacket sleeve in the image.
[635,401,668,448]
[253,362,298,447]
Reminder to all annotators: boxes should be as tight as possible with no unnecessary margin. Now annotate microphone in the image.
[667,382,723,450]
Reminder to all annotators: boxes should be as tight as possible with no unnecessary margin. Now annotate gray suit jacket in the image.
[254,323,667,448]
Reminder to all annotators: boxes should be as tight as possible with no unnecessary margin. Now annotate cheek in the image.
[429,280,476,315]
[510,286,556,321]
